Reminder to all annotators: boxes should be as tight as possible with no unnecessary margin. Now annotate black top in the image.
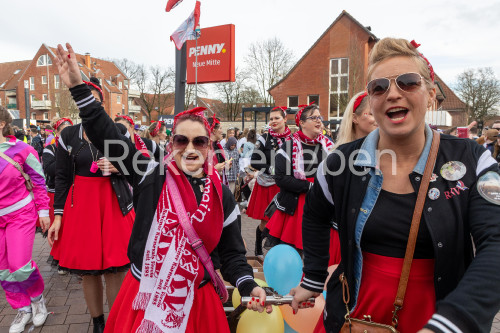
[251,132,288,174]
[213,142,226,163]
[74,142,105,177]
[361,189,434,259]
[273,140,326,215]
[42,143,56,192]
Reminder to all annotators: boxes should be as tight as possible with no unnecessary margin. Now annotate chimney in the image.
[85,53,91,68]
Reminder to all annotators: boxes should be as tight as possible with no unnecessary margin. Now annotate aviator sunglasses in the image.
[366,72,424,96]
[172,134,210,149]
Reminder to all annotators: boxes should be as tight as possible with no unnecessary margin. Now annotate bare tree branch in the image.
[244,37,294,106]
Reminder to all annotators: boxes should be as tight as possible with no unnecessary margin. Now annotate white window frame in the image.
[31,113,36,120]
[117,95,121,104]
[42,94,48,101]
[54,75,60,89]
[36,55,46,66]
[119,81,123,89]
[30,95,36,103]
[287,96,299,108]
[308,95,320,105]
[29,77,35,90]
[329,58,349,118]
[55,93,60,107]
[41,75,47,84]
[43,112,49,120]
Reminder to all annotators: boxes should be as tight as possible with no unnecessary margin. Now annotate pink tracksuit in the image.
[0,136,49,309]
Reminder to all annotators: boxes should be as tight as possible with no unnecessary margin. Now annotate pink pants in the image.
[0,202,44,309]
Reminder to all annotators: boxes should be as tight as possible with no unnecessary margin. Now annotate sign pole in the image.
[24,80,30,126]
[194,26,200,107]
[174,44,187,115]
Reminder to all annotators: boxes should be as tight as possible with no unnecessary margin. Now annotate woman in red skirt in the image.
[42,117,73,226]
[292,37,500,333]
[53,42,273,333]
[265,104,333,252]
[247,106,292,256]
[47,78,134,333]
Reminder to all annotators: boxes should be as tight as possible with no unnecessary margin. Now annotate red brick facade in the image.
[0,44,130,125]
[269,11,468,128]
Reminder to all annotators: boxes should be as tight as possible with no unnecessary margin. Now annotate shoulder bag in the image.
[0,151,33,191]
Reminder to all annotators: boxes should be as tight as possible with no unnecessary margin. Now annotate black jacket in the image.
[30,135,43,159]
[273,139,325,215]
[54,123,133,217]
[42,143,56,192]
[70,83,258,297]
[302,134,500,333]
[250,133,284,174]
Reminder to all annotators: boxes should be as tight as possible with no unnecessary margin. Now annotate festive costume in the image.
[0,136,49,309]
[50,124,134,274]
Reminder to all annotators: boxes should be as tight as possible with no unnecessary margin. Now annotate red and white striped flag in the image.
[165,0,183,12]
[170,1,201,50]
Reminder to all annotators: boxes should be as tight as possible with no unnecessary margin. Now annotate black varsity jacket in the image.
[301,131,500,333]
[69,83,258,297]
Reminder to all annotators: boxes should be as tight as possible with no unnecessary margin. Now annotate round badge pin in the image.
[477,171,500,205]
[428,188,440,200]
[440,161,466,181]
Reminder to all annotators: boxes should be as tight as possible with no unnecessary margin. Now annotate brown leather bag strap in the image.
[392,130,440,327]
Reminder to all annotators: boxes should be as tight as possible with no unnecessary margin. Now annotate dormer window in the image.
[36,55,52,66]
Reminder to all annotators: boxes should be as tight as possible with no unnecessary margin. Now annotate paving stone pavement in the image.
[1,214,499,332]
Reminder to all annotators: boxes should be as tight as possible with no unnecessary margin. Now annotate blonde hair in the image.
[367,37,434,89]
[335,92,369,148]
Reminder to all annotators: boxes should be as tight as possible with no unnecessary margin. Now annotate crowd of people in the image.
[1,37,500,333]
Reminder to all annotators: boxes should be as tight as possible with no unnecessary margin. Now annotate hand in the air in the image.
[54,43,84,89]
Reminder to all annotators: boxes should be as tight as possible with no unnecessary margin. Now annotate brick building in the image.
[0,44,131,125]
[269,11,468,128]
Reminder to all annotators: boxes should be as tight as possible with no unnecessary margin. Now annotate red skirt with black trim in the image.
[266,178,314,250]
[246,183,280,221]
[105,271,230,333]
[314,252,435,333]
[50,176,134,274]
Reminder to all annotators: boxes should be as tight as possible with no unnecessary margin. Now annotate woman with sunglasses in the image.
[247,106,293,256]
[291,38,500,333]
[265,104,334,253]
[47,78,135,333]
[53,43,272,333]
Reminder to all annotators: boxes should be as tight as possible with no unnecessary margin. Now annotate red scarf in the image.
[134,134,151,158]
[268,126,292,146]
[291,130,334,180]
[134,162,223,332]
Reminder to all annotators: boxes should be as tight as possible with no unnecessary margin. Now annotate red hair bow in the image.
[54,118,73,131]
[272,106,288,117]
[150,121,165,137]
[173,107,209,134]
[353,92,368,113]
[295,101,316,127]
[117,115,135,126]
[410,40,435,82]
[83,80,104,102]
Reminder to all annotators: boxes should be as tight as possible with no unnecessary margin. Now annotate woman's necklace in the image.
[88,142,99,173]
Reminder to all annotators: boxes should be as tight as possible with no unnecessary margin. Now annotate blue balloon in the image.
[263,244,303,296]
[284,319,298,333]
[323,290,327,299]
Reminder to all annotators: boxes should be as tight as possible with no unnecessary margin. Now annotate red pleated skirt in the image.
[246,183,280,221]
[50,176,134,273]
[105,271,230,333]
[328,229,341,266]
[314,252,435,333]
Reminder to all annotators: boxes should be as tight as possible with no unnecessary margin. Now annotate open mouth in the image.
[184,154,200,162]
[386,107,409,123]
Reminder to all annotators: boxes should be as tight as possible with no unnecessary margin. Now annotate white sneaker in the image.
[31,295,49,327]
[9,310,32,333]
[57,269,68,275]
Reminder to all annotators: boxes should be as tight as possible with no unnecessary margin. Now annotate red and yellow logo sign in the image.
[186,24,235,84]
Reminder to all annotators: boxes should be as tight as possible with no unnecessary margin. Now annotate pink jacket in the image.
[0,136,49,217]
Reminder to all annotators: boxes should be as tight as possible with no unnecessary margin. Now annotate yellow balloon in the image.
[237,305,284,333]
[232,278,268,308]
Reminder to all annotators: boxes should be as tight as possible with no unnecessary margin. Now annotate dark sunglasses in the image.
[366,72,424,96]
[172,134,209,149]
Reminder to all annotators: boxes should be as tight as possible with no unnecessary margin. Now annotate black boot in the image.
[255,226,263,256]
[93,314,105,333]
